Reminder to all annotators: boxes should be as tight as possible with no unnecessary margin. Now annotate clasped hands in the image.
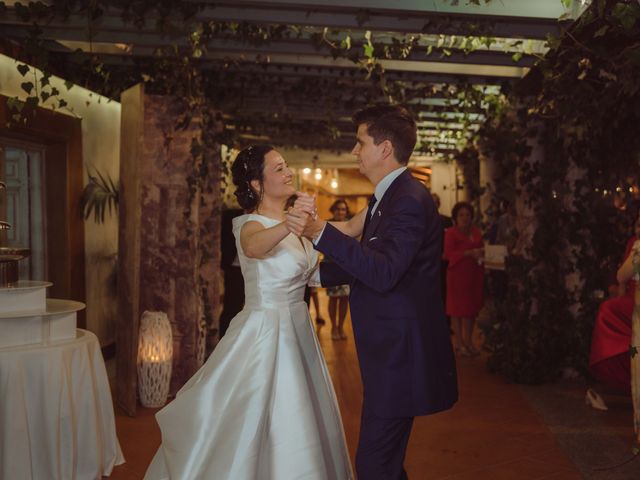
[286,192,326,240]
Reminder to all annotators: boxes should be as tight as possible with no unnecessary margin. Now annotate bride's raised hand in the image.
[285,207,311,236]
[293,191,317,219]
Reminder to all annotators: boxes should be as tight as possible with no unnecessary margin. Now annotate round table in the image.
[0,329,125,479]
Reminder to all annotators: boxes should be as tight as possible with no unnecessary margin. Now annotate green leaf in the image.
[558,12,573,22]
[363,43,374,58]
[512,52,523,62]
[16,64,29,76]
[6,97,24,113]
[24,97,38,109]
[594,25,609,37]
[20,82,34,94]
[80,168,119,224]
[597,0,606,17]
[612,4,638,29]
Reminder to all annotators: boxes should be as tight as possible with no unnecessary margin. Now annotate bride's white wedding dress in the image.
[144,214,353,480]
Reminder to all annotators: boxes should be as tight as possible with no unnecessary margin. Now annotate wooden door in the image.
[0,97,86,321]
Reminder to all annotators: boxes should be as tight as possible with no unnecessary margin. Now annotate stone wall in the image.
[118,85,220,410]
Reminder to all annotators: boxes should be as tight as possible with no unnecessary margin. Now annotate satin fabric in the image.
[145,214,353,480]
[0,329,124,479]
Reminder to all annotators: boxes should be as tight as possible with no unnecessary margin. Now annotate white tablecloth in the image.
[0,329,125,479]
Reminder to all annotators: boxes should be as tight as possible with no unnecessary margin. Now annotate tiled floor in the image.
[108,297,582,479]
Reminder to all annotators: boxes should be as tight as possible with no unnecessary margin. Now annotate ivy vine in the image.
[478,0,640,383]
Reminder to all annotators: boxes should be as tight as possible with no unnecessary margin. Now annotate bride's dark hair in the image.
[231,145,274,211]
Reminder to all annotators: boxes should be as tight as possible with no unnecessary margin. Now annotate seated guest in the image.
[586,217,640,409]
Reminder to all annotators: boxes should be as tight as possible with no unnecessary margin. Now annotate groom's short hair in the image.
[353,105,417,165]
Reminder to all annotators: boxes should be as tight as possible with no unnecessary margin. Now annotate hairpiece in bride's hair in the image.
[243,146,255,171]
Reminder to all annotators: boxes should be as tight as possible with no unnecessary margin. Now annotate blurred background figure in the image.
[432,193,453,327]
[326,199,351,340]
[219,208,245,339]
[444,202,484,357]
[587,215,640,409]
[486,199,515,305]
[306,288,325,327]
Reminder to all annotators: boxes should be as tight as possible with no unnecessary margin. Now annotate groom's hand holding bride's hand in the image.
[286,192,326,240]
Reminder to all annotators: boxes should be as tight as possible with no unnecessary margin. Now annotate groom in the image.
[287,105,458,479]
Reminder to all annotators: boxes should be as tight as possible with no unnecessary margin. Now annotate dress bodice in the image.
[233,214,319,308]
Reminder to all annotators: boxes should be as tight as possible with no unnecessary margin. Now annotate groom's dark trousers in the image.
[317,170,458,479]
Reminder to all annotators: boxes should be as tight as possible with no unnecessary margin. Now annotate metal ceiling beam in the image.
[223,0,572,20]
[196,3,563,39]
[216,62,508,86]
[0,2,563,40]
[1,24,534,70]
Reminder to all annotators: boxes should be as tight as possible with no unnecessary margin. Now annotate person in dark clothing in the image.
[219,208,245,338]
[432,193,453,327]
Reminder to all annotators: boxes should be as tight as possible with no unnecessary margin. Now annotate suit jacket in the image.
[317,170,458,417]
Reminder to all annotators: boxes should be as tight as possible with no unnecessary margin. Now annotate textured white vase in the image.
[137,311,173,408]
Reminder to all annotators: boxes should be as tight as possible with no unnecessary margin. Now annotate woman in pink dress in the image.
[444,202,484,356]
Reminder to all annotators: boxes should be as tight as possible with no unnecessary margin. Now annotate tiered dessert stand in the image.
[0,248,124,479]
[0,277,85,348]
[0,247,84,347]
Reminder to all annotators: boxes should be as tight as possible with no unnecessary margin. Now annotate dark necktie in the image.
[362,194,377,238]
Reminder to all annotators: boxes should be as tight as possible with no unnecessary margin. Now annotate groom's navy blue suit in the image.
[317,169,458,478]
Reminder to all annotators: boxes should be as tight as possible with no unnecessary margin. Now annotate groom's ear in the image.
[381,139,394,159]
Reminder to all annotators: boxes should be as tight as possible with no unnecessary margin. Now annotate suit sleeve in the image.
[316,195,426,294]
[319,261,353,288]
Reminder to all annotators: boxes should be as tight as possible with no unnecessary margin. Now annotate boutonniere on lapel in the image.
[377,210,382,217]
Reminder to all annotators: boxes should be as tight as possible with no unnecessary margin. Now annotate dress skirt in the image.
[144,301,353,480]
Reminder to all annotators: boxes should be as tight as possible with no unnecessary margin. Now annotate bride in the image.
[144,145,364,479]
